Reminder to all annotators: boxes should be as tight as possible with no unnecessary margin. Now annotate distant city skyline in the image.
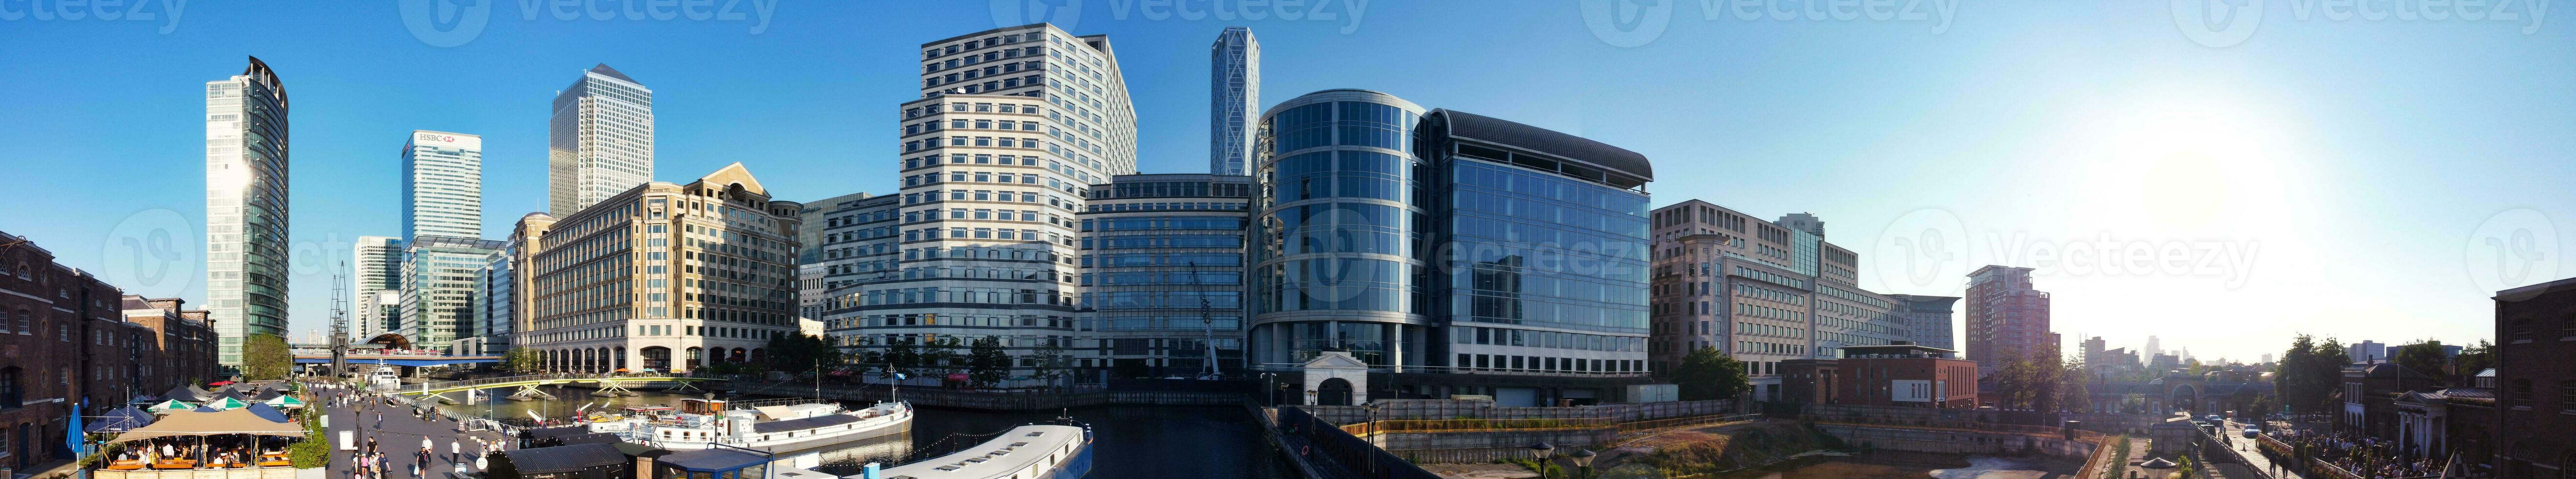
[3,3,2561,364]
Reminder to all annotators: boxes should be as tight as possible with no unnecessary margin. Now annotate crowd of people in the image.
[322,377,510,479]
[108,438,289,468]
[2264,427,2464,479]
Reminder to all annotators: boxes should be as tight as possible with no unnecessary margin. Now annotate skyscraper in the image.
[1647,200,1911,400]
[352,236,404,338]
[1965,265,2054,378]
[549,64,655,217]
[1209,26,1259,175]
[831,23,1141,381]
[401,131,485,240]
[399,236,503,352]
[1077,174,1254,376]
[205,56,291,371]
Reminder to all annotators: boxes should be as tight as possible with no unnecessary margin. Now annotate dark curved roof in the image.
[1431,109,1653,180]
[752,413,864,433]
[506,443,628,474]
[589,64,638,84]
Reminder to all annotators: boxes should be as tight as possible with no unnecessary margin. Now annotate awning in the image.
[87,407,157,433]
[108,408,305,443]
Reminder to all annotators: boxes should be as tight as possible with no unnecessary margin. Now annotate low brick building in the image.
[2492,277,2576,478]
[0,231,221,470]
[1779,343,1977,409]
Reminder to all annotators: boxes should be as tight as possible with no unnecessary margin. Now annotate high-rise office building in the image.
[794,192,882,324]
[401,131,485,240]
[399,236,503,352]
[828,23,1140,380]
[461,248,513,356]
[1242,89,1658,406]
[548,64,655,217]
[1647,201,1908,400]
[205,56,292,370]
[353,236,404,338]
[1076,174,1254,377]
[1209,26,1259,176]
[2147,335,2160,359]
[1887,294,1959,350]
[516,164,803,373]
[1965,265,2055,377]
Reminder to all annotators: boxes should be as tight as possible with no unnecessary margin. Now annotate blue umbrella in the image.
[65,400,84,458]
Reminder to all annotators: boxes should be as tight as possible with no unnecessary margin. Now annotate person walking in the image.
[448,439,458,462]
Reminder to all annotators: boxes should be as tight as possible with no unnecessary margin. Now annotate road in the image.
[2213,418,2303,479]
[317,387,514,479]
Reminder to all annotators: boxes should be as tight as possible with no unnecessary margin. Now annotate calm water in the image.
[446,385,1294,479]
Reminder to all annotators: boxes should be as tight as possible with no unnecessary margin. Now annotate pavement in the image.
[316,386,513,479]
[2214,419,2302,479]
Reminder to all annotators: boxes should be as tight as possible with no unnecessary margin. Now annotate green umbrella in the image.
[264,395,305,408]
[148,399,196,413]
[207,396,247,410]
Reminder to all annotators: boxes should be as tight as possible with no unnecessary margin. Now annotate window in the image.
[2512,379,2534,408]
[2563,380,2576,412]
[2564,315,2576,338]
[2513,318,2535,342]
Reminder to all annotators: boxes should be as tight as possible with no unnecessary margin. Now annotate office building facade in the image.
[794,192,885,325]
[401,131,485,240]
[1964,265,2055,377]
[399,236,503,352]
[1077,174,1253,377]
[549,64,655,217]
[1648,201,1909,400]
[1246,89,1431,375]
[352,236,404,338]
[1209,26,1259,176]
[517,164,803,373]
[204,56,292,371]
[1887,294,1958,351]
[824,24,1139,380]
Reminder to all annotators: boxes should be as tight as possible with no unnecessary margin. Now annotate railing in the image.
[1614,413,1763,435]
[2073,434,2124,479]
[1803,414,2071,437]
[1246,362,1653,377]
[373,373,694,393]
[1341,417,1616,437]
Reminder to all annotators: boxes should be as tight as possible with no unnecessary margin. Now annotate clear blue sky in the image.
[4,1,2571,362]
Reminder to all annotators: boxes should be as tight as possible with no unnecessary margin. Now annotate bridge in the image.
[290,347,500,367]
[376,373,711,396]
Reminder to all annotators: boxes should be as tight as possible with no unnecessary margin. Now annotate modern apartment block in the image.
[204,56,292,370]
[549,64,655,217]
[398,235,503,352]
[1964,265,2055,377]
[1239,89,1656,406]
[1886,294,1959,350]
[794,192,886,324]
[1076,174,1253,377]
[352,236,404,338]
[1209,26,1259,176]
[515,164,803,373]
[824,23,1139,380]
[400,131,485,240]
[1646,202,1910,400]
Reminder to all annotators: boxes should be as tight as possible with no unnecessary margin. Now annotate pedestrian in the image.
[449,439,458,462]
[374,411,383,429]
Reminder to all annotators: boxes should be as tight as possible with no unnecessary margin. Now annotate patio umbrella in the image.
[241,404,290,423]
[161,385,207,402]
[263,395,305,409]
[204,397,247,410]
[148,400,196,413]
[192,405,222,413]
[207,381,234,387]
[65,400,83,458]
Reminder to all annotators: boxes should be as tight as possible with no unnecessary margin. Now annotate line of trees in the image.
[1991,354,2089,412]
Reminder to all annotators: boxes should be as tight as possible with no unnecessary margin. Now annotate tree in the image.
[2455,339,2497,378]
[918,337,963,380]
[1672,347,1751,401]
[2274,335,2349,414]
[241,334,292,381]
[2057,357,2093,413]
[1025,336,1073,391]
[881,340,920,380]
[965,336,1010,388]
[764,333,844,373]
[498,348,542,374]
[2391,340,2450,380]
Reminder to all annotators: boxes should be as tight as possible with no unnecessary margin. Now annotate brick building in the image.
[0,231,220,470]
[1778,343,1978,409]
[2491,277,2576,478]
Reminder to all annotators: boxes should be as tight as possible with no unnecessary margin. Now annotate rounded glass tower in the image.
[1247,89,1429,371]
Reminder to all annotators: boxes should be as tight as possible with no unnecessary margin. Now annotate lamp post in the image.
[1530,442,1556,479]
[1566,448,1596,479]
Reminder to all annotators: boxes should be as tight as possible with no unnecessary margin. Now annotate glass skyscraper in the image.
[205,56,291,371]
[549,64,655,217]
[399,236,503,352]
[352,236,403,338]
[1209,26,1259,176]
[402,131,484,240]
[1076,174,1255,377]
[1248,89,1429,371]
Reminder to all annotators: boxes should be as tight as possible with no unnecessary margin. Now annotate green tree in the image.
[241,334,292,381]
[1672,347,1752,401]
[498,348,542,374]
[764,333,845,373]
[2392,340,2450,380]
[2057,357,2094,413]
[965,336,1010,388]
[881,340,920,380]
[1025,337,1073,391]
[2454,339,2497,377]
[2274,335,2348,414]
[919,337,963,380]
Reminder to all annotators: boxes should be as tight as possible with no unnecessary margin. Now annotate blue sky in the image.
[3,1,2571,363]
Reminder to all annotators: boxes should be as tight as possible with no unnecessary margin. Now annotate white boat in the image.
[591,398,912,452]
[862,424,1092,479]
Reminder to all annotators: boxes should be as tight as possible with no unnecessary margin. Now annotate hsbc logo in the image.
[418,133,457,143]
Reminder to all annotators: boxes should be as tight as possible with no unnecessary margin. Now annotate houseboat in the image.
[862,424,1092,479]
[590,398,911,452]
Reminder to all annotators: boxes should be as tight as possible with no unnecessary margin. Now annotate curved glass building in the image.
[1247,89,1430,371]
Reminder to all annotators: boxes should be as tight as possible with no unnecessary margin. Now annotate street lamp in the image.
[1566,449,1596,479]
[1530,442,1556,479]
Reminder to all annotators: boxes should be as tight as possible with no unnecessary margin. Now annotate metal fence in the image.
[1276,406,1444,479]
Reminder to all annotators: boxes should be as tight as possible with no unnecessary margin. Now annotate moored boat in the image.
[591,398,912,452]
[859,424,1092,479]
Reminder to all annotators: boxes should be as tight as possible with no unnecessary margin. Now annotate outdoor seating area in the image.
[86,403,310,479]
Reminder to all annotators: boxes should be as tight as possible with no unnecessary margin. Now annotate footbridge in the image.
[376,373,711,396]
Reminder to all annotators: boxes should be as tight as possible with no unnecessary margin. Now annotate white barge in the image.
[857,424,1092,479]
[589,397,912,452]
